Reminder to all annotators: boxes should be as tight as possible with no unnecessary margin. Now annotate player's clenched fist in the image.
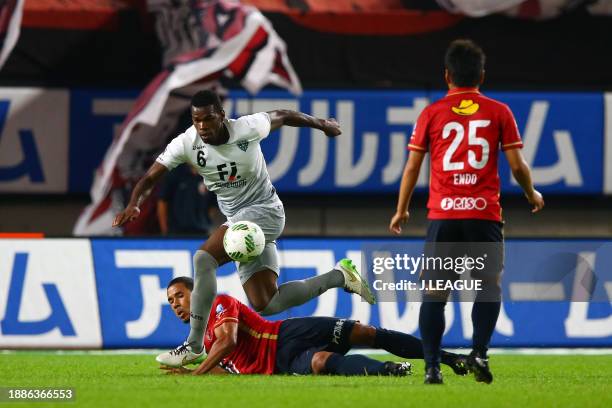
[389,211,409,235]
[526,189,545,213]
[112,205,141,227]
[321,118,341,137]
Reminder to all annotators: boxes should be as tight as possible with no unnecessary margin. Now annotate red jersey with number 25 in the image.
[408,88,523,222]
[203,294,281,374]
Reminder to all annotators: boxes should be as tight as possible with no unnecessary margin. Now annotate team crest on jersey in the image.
[237,141,249,152]
[216,304,226,317]
[452,99,479,116]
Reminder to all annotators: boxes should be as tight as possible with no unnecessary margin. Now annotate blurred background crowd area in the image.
[4,0,611,89]
[0,0,611,238]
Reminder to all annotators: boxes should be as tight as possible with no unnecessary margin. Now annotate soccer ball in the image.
[223,221,266,263]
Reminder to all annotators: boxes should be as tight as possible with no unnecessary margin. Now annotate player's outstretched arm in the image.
[190,322,238,375]
[267,109,341,137]
[389,151,425,234]
[160,364,230,375]
[504,148,545,213]
[112,162,168,227]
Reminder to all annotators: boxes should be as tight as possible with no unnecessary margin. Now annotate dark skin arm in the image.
[161,364,230,375]
[156,199,169,235]
[389,150,426,234]
[163,321,238,376]
[112,162,168,227]
[267,110,341,137]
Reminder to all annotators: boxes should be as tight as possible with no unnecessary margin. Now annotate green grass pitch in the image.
[1,353,611,407]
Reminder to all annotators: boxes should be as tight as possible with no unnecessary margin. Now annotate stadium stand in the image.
[0,0,610,238]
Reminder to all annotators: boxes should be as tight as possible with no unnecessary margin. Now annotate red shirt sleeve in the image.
[408,108,429,152]
[212,295,239,329]
[407,107,430,152]
[500,104,523,151]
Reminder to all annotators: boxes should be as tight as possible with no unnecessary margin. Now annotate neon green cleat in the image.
[156,342,205,367]
[188,354,206,365]
[335,258,376,305]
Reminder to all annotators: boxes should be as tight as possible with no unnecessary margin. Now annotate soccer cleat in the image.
[156,341,205,368]
[188,354,206,365]
[383,361,412,377]
[424,366,444,384]
[466,351,493,384]
[447,354,469,376]
[335,258,376,305]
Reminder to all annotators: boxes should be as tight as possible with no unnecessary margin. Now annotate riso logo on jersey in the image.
[441,197,487,211]
[451,100,480,116]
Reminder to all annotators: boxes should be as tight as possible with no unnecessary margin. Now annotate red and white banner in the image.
[0,0,23,70]
[74,0,301,236]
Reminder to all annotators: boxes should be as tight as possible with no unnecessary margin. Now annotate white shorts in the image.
[223,202,285,285]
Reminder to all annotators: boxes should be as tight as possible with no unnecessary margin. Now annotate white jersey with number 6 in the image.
[156,112,280,217]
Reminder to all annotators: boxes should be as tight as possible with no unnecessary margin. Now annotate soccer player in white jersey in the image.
[113,90,375,367]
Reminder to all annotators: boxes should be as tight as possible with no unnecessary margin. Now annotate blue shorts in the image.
[426,219,504,243]
[423,219,504,300]
[274,317,356,375]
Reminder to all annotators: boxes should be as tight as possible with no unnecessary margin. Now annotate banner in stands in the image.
[0,87,70,192]
[0,238,610,349]
[0,239,102,348]
[226,90,605,194]
[0,89,610,194]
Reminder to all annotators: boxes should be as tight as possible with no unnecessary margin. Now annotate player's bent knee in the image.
[311,351,333,374]
[246,270,279,314]
[255,289,280,315]
[199,226,231,265]
[251,298,271,313]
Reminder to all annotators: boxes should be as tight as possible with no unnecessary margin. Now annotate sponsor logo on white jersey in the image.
[440,197,487,211]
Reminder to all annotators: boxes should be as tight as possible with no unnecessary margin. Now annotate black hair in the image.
[191,89,223,112]
[167,276,194,291]
[444,39,486,87]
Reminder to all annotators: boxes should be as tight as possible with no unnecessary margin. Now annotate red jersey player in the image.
[407,86,524,222]
[389,39,544,385]
[201,293,282,374]
[160,277,469,376]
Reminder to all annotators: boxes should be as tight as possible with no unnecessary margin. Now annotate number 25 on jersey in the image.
[442,120,490,171]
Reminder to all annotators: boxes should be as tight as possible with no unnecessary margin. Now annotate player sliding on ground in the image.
[161,277,468,376]
[113,90,375,367]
